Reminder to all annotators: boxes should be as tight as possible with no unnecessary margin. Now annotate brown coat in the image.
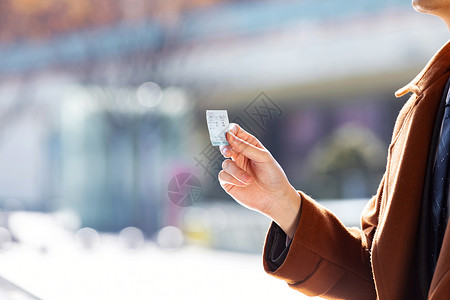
[263,40,450,299]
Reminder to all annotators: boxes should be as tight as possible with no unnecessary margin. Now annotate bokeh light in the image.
[118,226,145,250]
[74,227,100,251]
[156,226,184,251]
[136,82,163,108]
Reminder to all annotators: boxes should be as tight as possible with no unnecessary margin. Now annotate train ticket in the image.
[206,110,230,146]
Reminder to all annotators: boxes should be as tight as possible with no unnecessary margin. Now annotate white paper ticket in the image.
[206,110,230,146]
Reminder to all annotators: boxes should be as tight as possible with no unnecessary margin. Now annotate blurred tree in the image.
[305,124,386,199]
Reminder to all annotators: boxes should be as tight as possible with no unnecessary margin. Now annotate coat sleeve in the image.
[263,175,385,299]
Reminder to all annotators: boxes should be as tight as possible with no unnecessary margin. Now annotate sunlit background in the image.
[0,0,448,299]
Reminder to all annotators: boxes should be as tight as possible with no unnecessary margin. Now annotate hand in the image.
[218,124,302,238]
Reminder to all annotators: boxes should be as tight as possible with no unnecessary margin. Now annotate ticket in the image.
[206,110,230,146]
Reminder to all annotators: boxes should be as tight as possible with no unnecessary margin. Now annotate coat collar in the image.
[395,39,450,98]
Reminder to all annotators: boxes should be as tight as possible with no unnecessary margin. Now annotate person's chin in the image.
[412,0,443,13]
[412,0,429,13]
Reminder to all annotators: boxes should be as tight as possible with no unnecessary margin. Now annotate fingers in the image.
[219,159,252,185]
[228,123,262,147]
[227,131,270,162]
[219,145,237,159]
[218,170,247,188]
[224,123,270,162]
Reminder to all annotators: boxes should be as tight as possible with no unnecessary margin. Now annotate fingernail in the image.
[222,147,230,156]
[229,124,237,134]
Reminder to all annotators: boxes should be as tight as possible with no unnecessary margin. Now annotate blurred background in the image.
[0,0,448,299]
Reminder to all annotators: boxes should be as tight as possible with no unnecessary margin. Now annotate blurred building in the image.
[0,0,448,234]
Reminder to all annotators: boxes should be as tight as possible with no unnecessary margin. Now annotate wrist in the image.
[267,185,302,238]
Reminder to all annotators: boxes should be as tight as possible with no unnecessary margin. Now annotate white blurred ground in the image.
[0,199,367,299]
[0,242,320,300]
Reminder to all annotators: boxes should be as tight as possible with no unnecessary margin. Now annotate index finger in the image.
[227,123,264,148]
